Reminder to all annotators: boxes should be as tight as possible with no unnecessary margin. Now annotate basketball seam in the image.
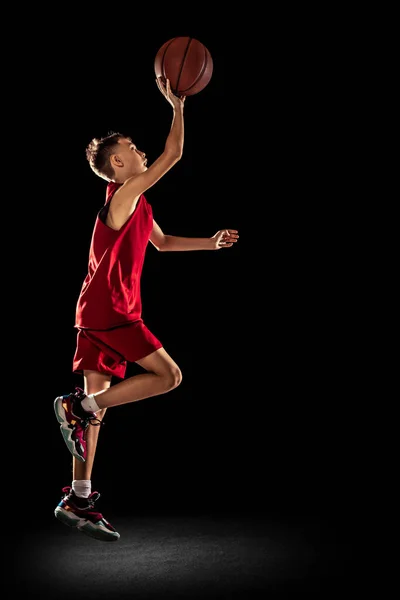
[175,37,192,95]
[161,37,176,84]
[180,45,209,94]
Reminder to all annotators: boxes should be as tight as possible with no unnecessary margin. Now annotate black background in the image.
[9,12,360,540]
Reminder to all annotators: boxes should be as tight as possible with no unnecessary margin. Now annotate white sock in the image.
[72,479,91,498]
[81,393,101,413]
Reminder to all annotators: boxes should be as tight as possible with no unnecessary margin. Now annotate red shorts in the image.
[72,320,163,379]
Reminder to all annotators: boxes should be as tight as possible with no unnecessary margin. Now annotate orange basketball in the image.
[154,36,213,96]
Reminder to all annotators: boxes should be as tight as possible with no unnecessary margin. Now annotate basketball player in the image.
[53,77,239,541]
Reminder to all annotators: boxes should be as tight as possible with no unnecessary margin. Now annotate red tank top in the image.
[75,182,154,330]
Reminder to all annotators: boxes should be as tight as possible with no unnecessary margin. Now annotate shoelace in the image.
[82,415,104,428]
[83,416,104,440]
[61,486,101,503]
[86,492,101,507]
[73,386,105,437]
[60,487,102,514]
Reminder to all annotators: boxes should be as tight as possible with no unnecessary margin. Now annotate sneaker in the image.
[54,486,120,542]
[54,386,102,462]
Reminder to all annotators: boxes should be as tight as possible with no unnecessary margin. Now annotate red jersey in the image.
[75,182,154,330]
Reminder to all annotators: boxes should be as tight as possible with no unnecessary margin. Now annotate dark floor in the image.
[13,511,356,599]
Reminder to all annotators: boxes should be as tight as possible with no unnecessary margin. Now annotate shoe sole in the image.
[54,507,120,542]
[53,397,85,462]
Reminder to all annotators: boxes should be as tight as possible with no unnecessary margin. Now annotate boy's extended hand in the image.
[156,77,186,110]
[210,229,239,249]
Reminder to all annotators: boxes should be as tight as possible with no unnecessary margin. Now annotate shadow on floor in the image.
[12,512,356,598]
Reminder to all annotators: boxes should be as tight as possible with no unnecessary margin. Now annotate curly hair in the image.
[85,131,125,181]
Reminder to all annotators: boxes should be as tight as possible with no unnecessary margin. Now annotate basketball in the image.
[154,37,213,97]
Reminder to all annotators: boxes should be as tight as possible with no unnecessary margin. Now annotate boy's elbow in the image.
[171,150,183,164]
[158,235,171,251]
[165,147,183,163]
[165,146,183,163]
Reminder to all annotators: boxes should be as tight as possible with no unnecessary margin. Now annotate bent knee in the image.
[164,366,182,391]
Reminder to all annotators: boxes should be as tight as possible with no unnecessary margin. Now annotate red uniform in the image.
[73,182,162,378]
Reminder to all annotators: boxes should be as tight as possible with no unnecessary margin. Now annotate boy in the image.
[54,77,239,541]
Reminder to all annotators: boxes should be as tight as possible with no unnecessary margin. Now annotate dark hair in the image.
[85,131,124,180]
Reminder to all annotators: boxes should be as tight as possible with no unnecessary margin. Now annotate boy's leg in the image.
[55,348,182,462]
[73,370,111,481]
[91,347,182,409]
[54,369,120,541]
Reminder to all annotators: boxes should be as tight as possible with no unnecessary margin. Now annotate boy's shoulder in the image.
[106,181,122,204]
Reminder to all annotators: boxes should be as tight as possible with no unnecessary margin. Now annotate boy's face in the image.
[112,137,147,176]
